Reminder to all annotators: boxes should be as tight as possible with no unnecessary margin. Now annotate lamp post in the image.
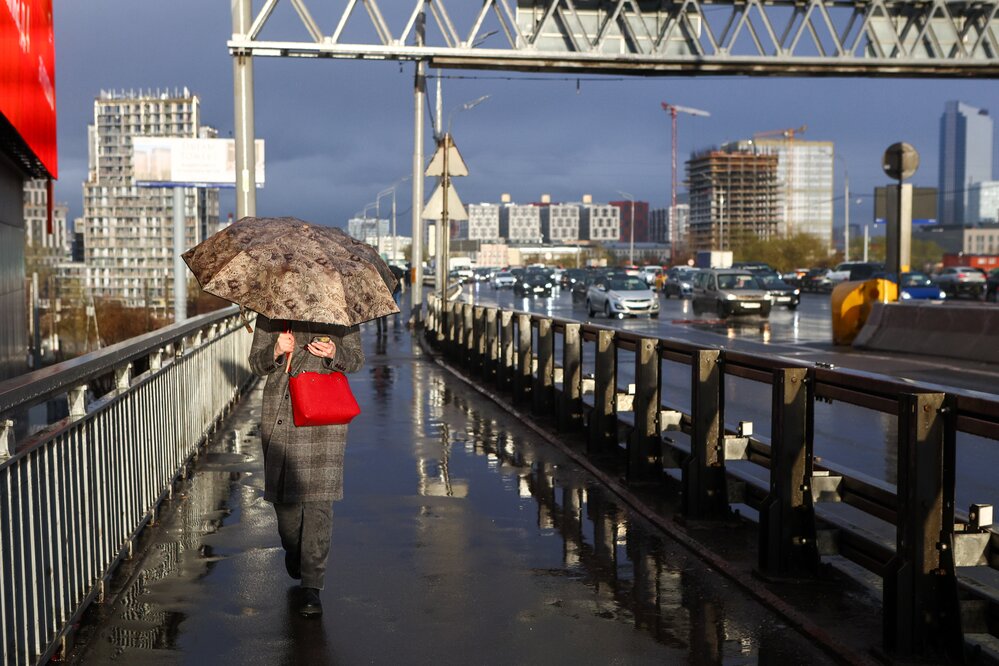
[617,190,635,265]
[377,175,412,263]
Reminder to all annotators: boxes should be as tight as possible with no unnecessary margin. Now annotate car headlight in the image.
[901,291,912,300]
[681,282,691,289]
[938,290,947,299]
[725,293,738,300]
[652,300,660,309]
[793,289,800,295]
[545,283,552,288]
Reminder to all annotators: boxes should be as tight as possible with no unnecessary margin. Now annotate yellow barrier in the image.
[831,278,899,345]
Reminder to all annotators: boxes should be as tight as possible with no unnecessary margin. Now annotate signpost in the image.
[423,134,469,305]
[882,143,919,300]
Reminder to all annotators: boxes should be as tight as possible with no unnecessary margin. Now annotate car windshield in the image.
[496,271,511,278]
[758,274,786,287]
[901,272,932,287]
[608,277,647,291]
[524,274,549,285]
[717,273,760,290]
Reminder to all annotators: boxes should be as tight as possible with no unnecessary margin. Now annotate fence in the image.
[0,307,253,665]
[426,295,999,661]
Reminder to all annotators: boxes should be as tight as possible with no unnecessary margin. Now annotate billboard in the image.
[874,186,937,225]
[132,137,265,188]
[0,0,57,177]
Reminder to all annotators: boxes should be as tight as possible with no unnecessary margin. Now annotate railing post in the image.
[114,363,133,391]
[499,310,514,390]
[463,303,474,368]
[682,350,728,519]
[559,323,582,432]
[447,302,460,357]
[473,306,486,375]
[588,329,616,454]
[68,385,88,419]
[629,337,661,481]
[0,419,14,460]
[484,308,498,382]
[884,392,961,661]
[533,317,555,415]
[515,314,532,403]
[758,367,818,577]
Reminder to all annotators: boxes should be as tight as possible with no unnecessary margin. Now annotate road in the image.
[449,281,999,514]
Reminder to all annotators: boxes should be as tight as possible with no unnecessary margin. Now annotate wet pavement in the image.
[67,323,852,665]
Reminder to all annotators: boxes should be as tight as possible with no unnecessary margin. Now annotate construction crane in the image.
[661,102,710,248]
[753,125,807,235]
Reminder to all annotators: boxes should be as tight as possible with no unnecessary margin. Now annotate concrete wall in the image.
[0,153,27,380]
[854,301,999,364]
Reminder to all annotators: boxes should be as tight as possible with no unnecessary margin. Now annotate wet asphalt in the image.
[67,321,851,665]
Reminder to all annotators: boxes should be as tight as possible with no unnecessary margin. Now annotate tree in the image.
[732,233,831,272]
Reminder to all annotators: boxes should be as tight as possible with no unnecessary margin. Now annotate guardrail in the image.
[0,307,254,666]
[425,295,999,662]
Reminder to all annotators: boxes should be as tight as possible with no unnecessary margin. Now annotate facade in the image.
[83,89,220,313]
[650,204,690,244]
[939,101,994,225]
[609,200,650,243]
[501,204,543,243]
[686,149,780,252]
[347,217,389,245]
[467,203,501,241]
[964,225,999,255]
[726,138,834,246]
[541,203,581,242]
[580,204,620,241]
[24,178,71,266]
[969,181,999,224]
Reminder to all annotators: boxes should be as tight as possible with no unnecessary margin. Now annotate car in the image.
[801,267,831,292]
[874,272,947,300]
[449,268,474,284]
[640,265,663,287]
[731,262,775,273]
[663,266,697,299]
[473,267,494,282]
[561,268,590,289]
[586,275,660,319]
[691,269,772,318]
[780,268,810,288]
[491,270,516,289]
[513,272,553,297]
[756,272,801,309]
[826,261,884,287]
[570,275,598,304]
[934,265,987,299]
[987,267,999,302]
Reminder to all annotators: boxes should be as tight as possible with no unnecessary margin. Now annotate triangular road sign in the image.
[425,140,469,177]
[422,183,468,221]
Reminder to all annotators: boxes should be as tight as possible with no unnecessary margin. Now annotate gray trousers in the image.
[274,501,334,590]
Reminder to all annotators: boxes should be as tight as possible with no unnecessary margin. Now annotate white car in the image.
[491,271,516,289]
[640,265,663,287]
[586,275,660,319]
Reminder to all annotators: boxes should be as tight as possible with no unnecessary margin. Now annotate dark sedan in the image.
[757,273,800,309]
[514,273,553,297]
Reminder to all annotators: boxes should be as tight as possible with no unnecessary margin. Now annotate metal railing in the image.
[0,307,254,666]
[425,295,999,661]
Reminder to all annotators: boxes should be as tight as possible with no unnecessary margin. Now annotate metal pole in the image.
[232,0,256,218]
[864,225,870,262]
[844,169,850,261]
[173,187,187,322]
[391,187,397,263]
[411,37,425,314]
[630,198,635,265]
[671,108,678,247]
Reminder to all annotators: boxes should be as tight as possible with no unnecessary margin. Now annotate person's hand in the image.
[274,332,295,359]
[307,339,336,359]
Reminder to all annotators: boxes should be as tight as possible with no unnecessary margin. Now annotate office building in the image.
[969,181,999,224]
[468,203,501,241]
[726,138,834,246]
[581,204,620,241]
[610,200,650,243]
[686,148,780,252]
[939,101,994,225]
[541,203,581,242]
[650,204,690,245]
[501,204,543,243]
[82,88,219,313]
[347,217,390,245]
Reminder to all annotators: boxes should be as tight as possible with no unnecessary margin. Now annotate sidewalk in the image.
[67,324,845,665]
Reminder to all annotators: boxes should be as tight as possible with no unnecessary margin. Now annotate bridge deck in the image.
[65,324,874,664]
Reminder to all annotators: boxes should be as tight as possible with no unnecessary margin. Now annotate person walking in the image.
[249,315,364,617]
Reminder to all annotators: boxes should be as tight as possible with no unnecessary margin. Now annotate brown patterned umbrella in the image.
[182,216,399,326]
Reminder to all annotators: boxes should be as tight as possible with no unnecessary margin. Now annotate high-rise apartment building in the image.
[83,88,219,313]
[541,203,581,242]
[650,204,690,245]
[347,217,389,245]
[580,204,620,241]
[500,204,542,243]
[468,203,501,241]
[726,139,834,246]
[686,149,780,251]
[939,101,994,225]
[969,182,999,224]
[610,200,650,244]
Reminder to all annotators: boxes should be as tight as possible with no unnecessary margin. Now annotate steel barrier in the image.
[426,296,999,661]
[0,307,253,665]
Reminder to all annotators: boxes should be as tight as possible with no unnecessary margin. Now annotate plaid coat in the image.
[249,315,364,503]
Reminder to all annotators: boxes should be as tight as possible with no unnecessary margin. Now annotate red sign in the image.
[0,0,57,178]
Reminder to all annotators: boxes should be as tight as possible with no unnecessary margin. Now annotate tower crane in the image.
[661,102,710,249]
[753,125,807,235]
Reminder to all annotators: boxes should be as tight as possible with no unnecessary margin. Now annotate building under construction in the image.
[686,149,780,251]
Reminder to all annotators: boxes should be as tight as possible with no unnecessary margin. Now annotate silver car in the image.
[691,269,772,318]
[586,276,660,319]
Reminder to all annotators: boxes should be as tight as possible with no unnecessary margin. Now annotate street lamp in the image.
[447,94,491,134]
[617,190,635,265]
[376,174,412,263]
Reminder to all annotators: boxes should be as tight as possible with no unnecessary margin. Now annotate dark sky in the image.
[53,1,999,240]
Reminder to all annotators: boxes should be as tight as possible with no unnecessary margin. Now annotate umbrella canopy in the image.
[183,216,399,326]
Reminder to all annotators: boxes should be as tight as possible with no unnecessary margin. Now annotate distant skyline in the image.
[53,1,999,245]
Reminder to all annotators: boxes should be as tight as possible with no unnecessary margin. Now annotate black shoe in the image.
[300,587,323,617]
[285,552,301,580]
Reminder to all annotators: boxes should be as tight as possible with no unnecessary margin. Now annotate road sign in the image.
[425,139,468,177]
[422,182,468,220]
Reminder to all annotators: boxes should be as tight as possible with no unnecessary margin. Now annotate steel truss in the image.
[230,0,999,77]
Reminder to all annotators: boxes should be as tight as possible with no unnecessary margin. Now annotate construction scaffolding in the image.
[686,149,780,252]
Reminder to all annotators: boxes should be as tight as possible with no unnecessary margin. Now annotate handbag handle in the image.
[285,325,293,374]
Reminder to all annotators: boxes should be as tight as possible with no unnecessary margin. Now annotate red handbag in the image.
[287,370,361,426]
